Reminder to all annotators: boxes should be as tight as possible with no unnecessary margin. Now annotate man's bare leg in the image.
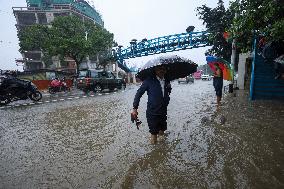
[157,130,165,141]
[217,96,221,107]
[150,134,157,144]
[159,130,164,136]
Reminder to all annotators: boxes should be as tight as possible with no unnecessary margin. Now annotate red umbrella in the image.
[206,56,233,81]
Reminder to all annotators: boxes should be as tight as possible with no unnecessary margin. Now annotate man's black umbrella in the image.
[136,55,198,81]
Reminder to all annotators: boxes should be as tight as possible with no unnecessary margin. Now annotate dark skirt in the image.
[213,77,223,97]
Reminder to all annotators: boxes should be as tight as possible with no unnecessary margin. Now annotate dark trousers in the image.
[213,77,223,97]
[146,114,167,135]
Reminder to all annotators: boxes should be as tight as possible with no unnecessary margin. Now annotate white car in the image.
[201,74,212,80]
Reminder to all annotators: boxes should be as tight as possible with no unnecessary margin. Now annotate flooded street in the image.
[0,80,283,188]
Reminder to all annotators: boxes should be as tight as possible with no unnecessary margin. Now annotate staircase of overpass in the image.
[250,39,284,100]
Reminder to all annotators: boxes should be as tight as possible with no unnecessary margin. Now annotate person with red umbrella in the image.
[213,64,223,107]
[206,56,232,108]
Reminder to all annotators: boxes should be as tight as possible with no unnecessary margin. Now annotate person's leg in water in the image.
[158,114,167,141]
[147,115,159,144]
[147,115,167,144]
[150,134,158,144]
[214,77,223,108]
[217,95,222,108]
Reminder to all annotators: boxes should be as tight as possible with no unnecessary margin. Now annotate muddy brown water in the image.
[0,80,283,188]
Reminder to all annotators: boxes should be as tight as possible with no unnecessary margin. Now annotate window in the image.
[100,71,107,78]
[91,71,99,78]
[104,72,114,79]
[78,71,88,77]
[38,13,47,24]
[46,72,56,80]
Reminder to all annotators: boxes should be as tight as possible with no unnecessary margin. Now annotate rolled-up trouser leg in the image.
[146,114,167,135]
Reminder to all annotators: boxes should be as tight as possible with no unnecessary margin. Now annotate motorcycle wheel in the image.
[48,87,55,94]
[93,84,102,93]
[0,97,10,106]
[29,91,42,101]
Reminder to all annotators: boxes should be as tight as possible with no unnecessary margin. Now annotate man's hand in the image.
[131,109,138,121]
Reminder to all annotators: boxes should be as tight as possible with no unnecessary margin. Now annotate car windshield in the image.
[78,71,88,78]
[91,71,99,78]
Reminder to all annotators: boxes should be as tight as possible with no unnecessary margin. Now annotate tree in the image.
[229,0,284,52]
[196,0,234,61]
[19,15,114,74]
[196,0,283,61]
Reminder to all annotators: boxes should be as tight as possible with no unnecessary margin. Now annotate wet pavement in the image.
[0,80,283,188]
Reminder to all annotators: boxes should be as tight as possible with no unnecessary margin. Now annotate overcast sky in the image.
[0,0,229,71]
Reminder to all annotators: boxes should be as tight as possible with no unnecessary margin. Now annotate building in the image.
[13,0,104,72]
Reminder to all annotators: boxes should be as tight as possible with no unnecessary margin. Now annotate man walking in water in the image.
[131,65,172,144]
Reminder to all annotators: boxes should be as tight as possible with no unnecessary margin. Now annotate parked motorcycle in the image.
[48,78,70,94]
[0,75,42,105]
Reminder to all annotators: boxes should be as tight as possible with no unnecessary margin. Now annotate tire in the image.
[83,88,89,93]
[93,84,102,93]
[48,87,55,94]
[0,96,11,106]
[29,91,42,101]
[117,84,122,90]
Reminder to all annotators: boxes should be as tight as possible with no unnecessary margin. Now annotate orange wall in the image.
[32,80,73,91]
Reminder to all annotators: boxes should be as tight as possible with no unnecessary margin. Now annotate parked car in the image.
[201,74,212,80]
[178,75,194,84]
[76,69,126,92]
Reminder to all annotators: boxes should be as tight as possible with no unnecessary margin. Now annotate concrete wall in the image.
[237,53,251,90]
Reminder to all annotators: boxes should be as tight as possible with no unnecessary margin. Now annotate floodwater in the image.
[0,80,283,188]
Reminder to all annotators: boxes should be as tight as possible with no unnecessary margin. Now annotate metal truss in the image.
[113,31,210,72]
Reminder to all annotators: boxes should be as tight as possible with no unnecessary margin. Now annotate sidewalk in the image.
[217,89,284,127]
[211,89,284,187]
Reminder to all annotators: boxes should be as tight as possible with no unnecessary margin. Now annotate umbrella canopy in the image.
[206,56,233,81]
[136,55,198,81]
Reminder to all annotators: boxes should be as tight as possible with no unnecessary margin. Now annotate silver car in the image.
[178,75,194,84]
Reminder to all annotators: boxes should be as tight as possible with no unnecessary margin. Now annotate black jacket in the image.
[133,76,171,115]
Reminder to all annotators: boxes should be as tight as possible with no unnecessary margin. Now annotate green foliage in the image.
[19,15,114,73]
[196,0,234,61]
[41,53,53,68]
[97,50,116,69]
[197,0,284,56]
[19,24,49,51]
[229,0,284,52]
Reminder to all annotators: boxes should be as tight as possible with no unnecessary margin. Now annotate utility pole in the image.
[229,0,239,93]
[229,39,236,93]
